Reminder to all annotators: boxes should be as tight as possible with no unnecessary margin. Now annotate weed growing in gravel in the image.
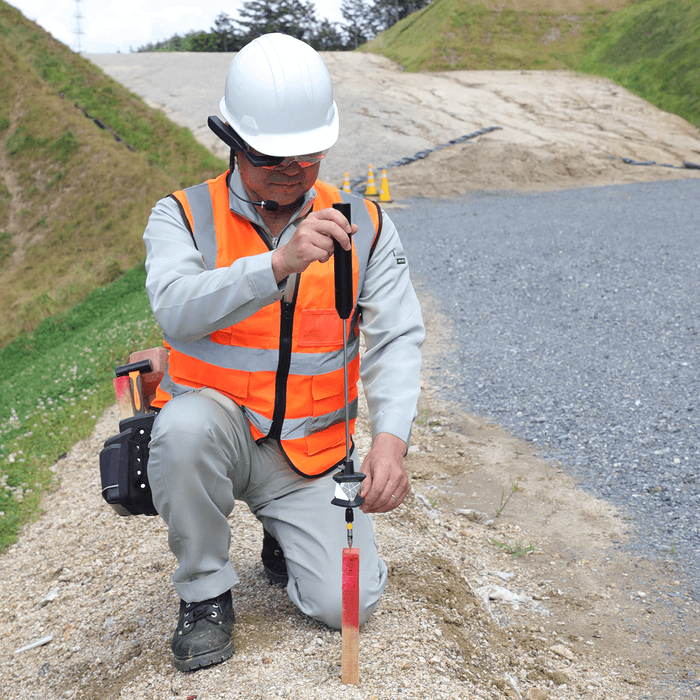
[494,482,521,518]
[489,537,535,558]
[0,263,162,549]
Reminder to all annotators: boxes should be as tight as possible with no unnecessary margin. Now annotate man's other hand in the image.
[271,208,358,283]
[359,433,409,514]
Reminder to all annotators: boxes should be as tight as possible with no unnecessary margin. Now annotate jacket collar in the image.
[227,168,317,230]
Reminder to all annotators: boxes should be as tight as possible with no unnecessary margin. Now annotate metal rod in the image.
[343,318,350,462]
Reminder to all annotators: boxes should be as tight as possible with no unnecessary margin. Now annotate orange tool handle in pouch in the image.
[114,358,152,418]
[128,370,144,414]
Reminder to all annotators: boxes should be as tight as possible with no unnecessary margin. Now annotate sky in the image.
[8,0,346,54]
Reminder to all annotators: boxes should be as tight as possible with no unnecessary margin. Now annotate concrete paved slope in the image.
[87,51,700,196]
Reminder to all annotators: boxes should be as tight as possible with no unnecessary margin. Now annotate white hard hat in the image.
[219,33,339,157]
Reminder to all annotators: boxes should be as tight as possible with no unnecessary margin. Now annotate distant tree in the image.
[308,19,348,51]
[236,0,319,43]
[185,31,223,52]
[212,12,246,52]
[339,0,432,45]
[340,0,375,49]
[370,0,432,34]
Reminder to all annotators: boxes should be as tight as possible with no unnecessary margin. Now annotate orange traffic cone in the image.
[364,164,378,197]
[379,169,392,203]
[342,172,351,193]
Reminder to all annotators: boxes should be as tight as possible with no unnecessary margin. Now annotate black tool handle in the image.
[332,203,353,320]
[115,359,152,378]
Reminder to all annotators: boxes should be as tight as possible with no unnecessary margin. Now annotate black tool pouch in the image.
[99,413,158,516]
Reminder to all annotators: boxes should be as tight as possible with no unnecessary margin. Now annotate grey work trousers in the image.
[147,387,387,629]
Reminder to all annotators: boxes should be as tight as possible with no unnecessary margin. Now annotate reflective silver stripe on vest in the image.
[243,398,358,440]
[165,334,360,376]
[156,371,197,400]
[185,182,218,269]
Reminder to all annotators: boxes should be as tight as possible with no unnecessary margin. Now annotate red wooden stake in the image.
[341,547,360,685]
[113,375,133,419]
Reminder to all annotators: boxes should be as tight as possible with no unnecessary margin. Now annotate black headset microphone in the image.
[230,188,280,212]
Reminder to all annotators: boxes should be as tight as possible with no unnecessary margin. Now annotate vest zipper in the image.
[269,288,297,440]
[248,220,300,442]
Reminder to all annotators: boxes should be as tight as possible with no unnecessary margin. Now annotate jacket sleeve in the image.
[143,196,284,342]
[358,209,425,447]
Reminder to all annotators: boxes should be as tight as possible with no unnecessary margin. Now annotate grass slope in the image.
[364,0,626,72]
[0,266,161,549]
[577,0,700,129]
[0,1,226,347]
[0,3,226,547]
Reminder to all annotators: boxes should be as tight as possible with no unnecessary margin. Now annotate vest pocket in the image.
[296,309,344,348]
[311,362,359,402]
[210,328,233,345]
[210,304,279,350]
[305,421,347,456]
[226,370,250,403]
[310,363,359,429]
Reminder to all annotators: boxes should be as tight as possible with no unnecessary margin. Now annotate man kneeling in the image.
[142,33,424,672]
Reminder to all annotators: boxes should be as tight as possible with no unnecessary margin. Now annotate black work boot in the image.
[171,589,235,672]
[261,529,288,585]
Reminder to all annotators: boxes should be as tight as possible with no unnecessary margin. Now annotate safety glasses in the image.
[258,151,328,170]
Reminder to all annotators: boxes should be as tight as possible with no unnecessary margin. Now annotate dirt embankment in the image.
[87,51,700,198]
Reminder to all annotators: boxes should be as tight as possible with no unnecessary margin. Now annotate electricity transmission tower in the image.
[73,0,84,53]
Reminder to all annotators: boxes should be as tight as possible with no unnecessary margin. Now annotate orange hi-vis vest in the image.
[153,172,382,477]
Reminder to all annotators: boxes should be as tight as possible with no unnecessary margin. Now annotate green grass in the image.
[576,0,700,129]
[489,537,536,558]
[494,482,521,518]
[0,231,13,262]
[364,0,615,72]
[0,263,162,549]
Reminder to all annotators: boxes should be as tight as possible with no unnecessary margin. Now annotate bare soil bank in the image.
[87,51,700,198]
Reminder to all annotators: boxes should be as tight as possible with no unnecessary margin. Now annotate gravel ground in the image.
[389,178,700,599]
[2,397,651,700]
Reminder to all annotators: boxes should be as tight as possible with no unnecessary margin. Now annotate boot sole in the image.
[173,639,235,673]
[263,564,288,585]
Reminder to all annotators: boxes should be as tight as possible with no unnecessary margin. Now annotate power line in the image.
[73,0,84,53]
